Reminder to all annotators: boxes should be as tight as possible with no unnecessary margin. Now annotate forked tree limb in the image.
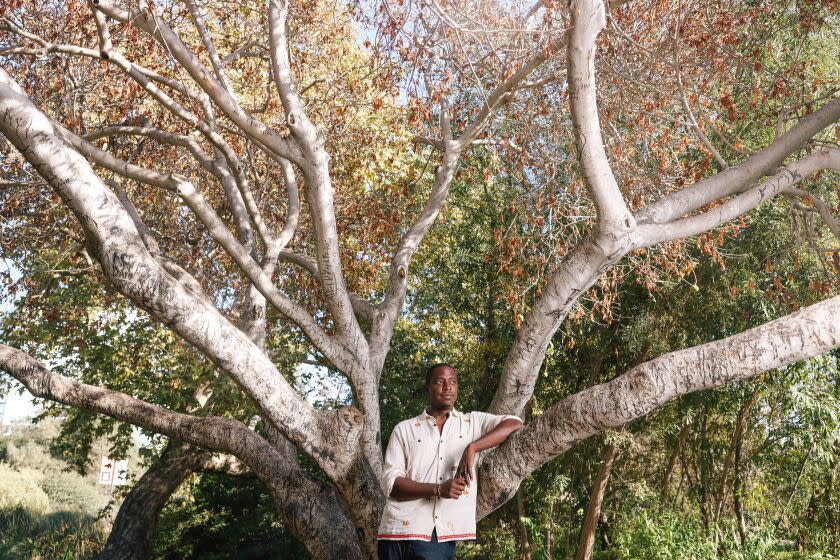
[568,0,633,232]
[637,96,840,225]
[488,0,839,419]
[637,148,840,246]
[0,66,352,459]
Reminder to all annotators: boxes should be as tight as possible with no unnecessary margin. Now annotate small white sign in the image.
[98,457,129,486]
[98,457,114,485]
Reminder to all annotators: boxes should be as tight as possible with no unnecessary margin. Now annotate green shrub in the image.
[154,472,308,559]
[611,511,717,560]
[40,470,108,515]
[0,463,51,514]
[608,511,795,560]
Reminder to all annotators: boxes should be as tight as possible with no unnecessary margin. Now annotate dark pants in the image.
[377,529,457,560]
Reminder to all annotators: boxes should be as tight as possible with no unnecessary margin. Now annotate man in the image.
[377,363,524,559]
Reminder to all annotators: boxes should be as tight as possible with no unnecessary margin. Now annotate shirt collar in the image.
[419,408,462,421]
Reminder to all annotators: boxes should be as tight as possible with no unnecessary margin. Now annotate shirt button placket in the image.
[436,421,445,530]
[432,421,440,529]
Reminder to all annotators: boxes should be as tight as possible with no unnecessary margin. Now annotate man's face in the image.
[425,366,458,410]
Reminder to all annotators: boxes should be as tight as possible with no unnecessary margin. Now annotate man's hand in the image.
[439,476,467,499]
[456,445,476,486]
[453,418,525,488]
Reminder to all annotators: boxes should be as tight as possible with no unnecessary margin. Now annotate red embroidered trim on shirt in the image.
[377,533,432,541]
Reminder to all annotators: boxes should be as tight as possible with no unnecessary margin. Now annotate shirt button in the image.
[439,477,443,480]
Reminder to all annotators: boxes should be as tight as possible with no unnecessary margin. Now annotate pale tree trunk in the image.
[733,429,747,547]
[515,487,533,560]
[661,420,692,509]
[713,387,760,526]
[574,443,618,560]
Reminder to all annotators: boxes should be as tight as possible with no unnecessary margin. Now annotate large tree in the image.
[0,0,838,557]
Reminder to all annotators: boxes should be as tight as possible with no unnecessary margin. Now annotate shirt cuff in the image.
[382,468,407,497]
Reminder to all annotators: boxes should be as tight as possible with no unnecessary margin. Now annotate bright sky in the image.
[0,258,38,424]
[1,380,40,425]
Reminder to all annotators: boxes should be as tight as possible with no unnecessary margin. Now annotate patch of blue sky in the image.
[295,361,352,408]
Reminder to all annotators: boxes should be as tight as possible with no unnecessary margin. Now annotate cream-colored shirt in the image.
[377,409,520,542]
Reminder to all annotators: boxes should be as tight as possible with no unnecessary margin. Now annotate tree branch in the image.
[266,0,367,351]
[636,97,840,225]
[488,232,628,416]
[0,344,271,461]
[84,125,216,170]
[372,47,557,372]
[0,68,337,455]
[568,0,632,232]
[267,0,320,151]
[93,0,301,164]
[782,186,840,240]
[479,294,840,517]
[637,149,840,246]
[55,122,362,370]
[183,0,234,95]
[673,5,728,171]
[58,123,182,191]
[174,179,362,373]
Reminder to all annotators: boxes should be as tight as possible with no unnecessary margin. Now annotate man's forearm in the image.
[390,476,436,500]
[469,418,524,452]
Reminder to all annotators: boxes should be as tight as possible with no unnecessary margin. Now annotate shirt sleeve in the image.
[474,411,523,436]
[381,424,408,497]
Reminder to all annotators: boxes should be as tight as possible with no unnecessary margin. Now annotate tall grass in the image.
[0,506,108,560]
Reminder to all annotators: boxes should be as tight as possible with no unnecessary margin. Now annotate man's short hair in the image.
[425,362,455,384]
